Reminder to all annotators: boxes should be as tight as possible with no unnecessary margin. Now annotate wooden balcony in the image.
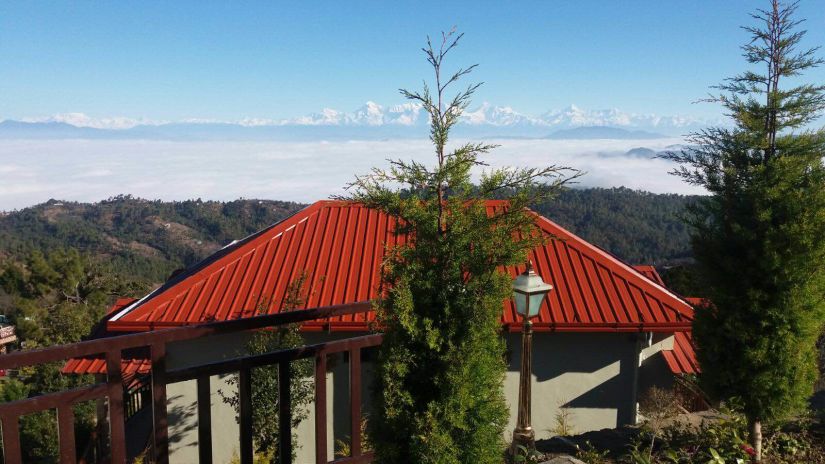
[0,301,379,464]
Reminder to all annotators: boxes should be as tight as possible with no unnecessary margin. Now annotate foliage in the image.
[220,273,314,460]
[624,440,655,464]
[620,409,752,463]
[659,264,707,299]
[625,406,825,463]
[638,387,683,463]
[663,1,825,459]
[548,403,576,437]
[343,29,579,463]
[535,187,696,267]
[227,448,275,464]
[511,444,543,463]
[0,196,303,284]
[617,408,825,463]
[0,190,706,288]
[0,248,146,463]
[334,415,372,459]
[576,441,610,464]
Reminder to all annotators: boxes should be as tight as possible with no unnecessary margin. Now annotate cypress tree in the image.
[665,1,825,461]
[343,30,580,463]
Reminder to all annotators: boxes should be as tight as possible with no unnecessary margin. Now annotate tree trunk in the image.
[749,417,762,463]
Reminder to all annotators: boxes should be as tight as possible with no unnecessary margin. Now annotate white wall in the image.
[502,332,641,439]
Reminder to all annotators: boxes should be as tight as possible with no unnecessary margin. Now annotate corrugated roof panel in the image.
[233,243,266,319]
[62,357,151,376]
[585,257,617,323]
[634,265,665,286]
[107,201,693,332]
[548,241,575,323]
[663,331,699,375]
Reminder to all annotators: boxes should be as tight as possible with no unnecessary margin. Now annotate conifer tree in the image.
[665,2,825,461]
[344,29,580,463]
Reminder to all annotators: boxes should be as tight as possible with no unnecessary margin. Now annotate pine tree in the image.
[343,29,580,463]
[665,2,825,461]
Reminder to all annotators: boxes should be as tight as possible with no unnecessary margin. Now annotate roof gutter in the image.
[109,320,692,333]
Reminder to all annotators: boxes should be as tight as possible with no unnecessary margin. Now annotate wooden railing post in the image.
[58,404,77,464]
[239,368,253,464]
[106,351,127,464]
[315,352,327,464]
[278,360,292,464]
[151,343,169,464]
[1,414,22,464]
[349,348,362,458]
[197,375,213,464]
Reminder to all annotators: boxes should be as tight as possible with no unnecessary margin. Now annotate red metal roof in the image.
[633,265,665,286]
[631,268,700,374]
[662,331,699,375]
[62,357,151,377]
[105,200,693,333]
[61,297,151,377]
[662,299,701,375]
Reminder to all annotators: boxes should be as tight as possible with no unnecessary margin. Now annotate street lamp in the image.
[510,262,552,454]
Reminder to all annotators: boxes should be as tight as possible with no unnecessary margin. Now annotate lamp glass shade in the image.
[513,292,528,316]
[512,267,552,318]
[528,292,545,317]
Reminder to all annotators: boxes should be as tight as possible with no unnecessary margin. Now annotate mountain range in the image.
[1,103,717,141]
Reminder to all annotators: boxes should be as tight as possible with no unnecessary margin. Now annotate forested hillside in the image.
[0,196,305,284]
[0,188,690,283]
[537,187,695,266]
[0,189,697,285]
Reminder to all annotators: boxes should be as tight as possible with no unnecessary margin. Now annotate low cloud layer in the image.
[0,138,704,211]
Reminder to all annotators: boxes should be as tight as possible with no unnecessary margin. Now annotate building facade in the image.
[65,201,698,463]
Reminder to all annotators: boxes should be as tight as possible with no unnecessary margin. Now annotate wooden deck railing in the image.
[0,301,380,464]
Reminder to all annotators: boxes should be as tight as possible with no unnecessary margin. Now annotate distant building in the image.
[66,200,698,463]
[0,315,18,377]
[0,315,17,353]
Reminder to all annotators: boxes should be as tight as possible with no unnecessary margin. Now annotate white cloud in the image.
[0,138,704,211]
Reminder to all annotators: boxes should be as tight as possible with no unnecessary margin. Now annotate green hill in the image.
[0,188,698,285]
[0,195,304,284]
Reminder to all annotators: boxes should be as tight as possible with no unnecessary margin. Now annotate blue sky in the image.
[2,1,825,122]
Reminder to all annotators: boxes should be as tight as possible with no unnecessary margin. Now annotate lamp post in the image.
[510,262,552,454]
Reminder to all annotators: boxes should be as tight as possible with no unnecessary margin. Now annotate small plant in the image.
[227,448,275,464]
[511,444,542,463]
[630,407,751,463]
[638,386,681,462]
[576,441,609,464]
[623,439,653,464]
[334,414,372,458]
[549,402,576,437]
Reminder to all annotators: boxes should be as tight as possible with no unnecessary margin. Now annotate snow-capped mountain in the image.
[541,105,632,128]
[281,102,425,126]
[21,113,158,130]
[463,103,536,126]
[1,102,718,140]
[537,104,708,131]
[290,108,348,126]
